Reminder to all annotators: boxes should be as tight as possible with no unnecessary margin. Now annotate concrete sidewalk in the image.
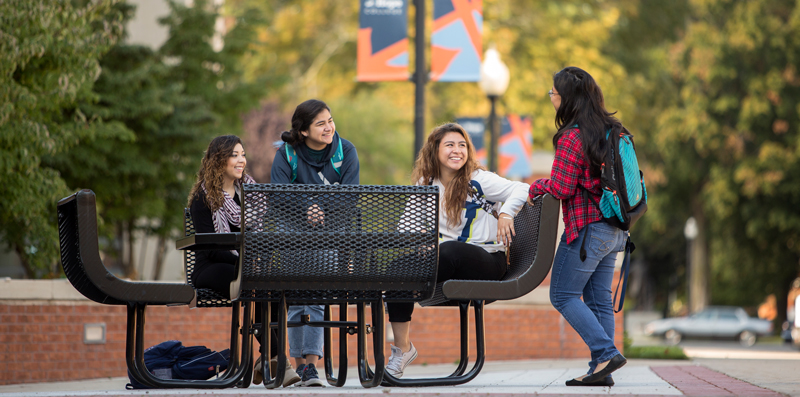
[1,358,796,397]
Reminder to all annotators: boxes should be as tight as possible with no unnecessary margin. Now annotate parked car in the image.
[644,306,773,347]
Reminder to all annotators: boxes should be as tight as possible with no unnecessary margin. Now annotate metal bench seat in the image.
[57,190,254,389]
[382,194,560,387]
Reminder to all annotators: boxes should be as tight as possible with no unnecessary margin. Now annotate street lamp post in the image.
[479,48,509,173]
[684,217,698,312]
[413,0,426,161]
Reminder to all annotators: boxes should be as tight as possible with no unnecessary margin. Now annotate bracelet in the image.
[499,214,513,220]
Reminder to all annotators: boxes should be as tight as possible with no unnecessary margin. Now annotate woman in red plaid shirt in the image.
[529,67,628,387]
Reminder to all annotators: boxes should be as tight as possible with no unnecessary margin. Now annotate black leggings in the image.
[195,262,280,358]
[386,241,506,323]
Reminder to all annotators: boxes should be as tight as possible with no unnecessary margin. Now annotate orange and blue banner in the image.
[431,0,482,82]
[457,117,487,163]
[498,114,533,178]
[357,0,409,82]
[457,114,532,178]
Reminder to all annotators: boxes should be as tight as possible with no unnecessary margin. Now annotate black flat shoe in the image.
[583,354,626,384]
[566,376,614,387]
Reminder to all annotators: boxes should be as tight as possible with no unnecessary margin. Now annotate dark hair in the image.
[552,66,622,176]
[412,122,483,228]
[281,99,332,146]
[187,135,248,211]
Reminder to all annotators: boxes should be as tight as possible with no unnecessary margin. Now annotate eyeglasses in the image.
[548,90,559,97]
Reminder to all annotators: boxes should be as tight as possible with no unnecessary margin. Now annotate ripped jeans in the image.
[550,221,627,373]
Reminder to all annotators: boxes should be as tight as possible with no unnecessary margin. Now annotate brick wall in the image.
[0,298,623,386]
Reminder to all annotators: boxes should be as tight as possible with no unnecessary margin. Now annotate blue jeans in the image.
[288,305,324,359]
[550,221,626,372]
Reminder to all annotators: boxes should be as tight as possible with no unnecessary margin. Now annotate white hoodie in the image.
[402,170,530,253]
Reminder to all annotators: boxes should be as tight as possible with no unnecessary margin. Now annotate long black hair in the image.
[552,66,622,176]
[281,99,331,146]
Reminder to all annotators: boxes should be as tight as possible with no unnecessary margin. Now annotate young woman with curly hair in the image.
[188,135,255,292]
[384,123,529,378]
[188,135,301,387]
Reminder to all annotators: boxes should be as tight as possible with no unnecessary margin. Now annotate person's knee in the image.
[389,315,412,323]
[308,305,325,319]
[550,286,570,310]
[438,241,461,261]
[387,302,414,323]
[437,241,463,279]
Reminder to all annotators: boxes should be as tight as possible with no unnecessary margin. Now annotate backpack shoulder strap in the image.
[286,141,344,182]
[285,144,298,183]
[331,138,343,175]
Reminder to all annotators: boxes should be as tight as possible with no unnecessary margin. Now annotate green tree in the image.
[0,0,125,278]
[670,0,800,323]
[618,0,800,321]
[45,0,263,279]
[603,0,694,313]
[44,36,200,279]
[159,0,265,136]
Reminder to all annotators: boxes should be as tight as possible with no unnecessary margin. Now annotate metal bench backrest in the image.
[183,209,233,307]
[419,194,560,306]
[231,184,440,304]
[57,190,194,305]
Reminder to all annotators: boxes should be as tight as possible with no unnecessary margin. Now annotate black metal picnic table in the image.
[58,184,558,389]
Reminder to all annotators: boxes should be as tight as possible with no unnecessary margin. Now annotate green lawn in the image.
[624,345,689,360]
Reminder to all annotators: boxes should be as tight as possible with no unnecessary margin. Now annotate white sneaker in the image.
[271,357,302,387]
[386,343,417,378]
[252,356,300,387]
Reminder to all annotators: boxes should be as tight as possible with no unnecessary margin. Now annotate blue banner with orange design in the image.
[457,114,532,178]
[498,114,533,178]
[431,0,482,82]
[357,0,409,82]
[456,117,487,163]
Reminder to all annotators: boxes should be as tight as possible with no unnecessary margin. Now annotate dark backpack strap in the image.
[613,236,635,313]
[579,224,588,262]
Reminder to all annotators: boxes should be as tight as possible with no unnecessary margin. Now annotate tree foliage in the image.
[655,0,800,320]
[606,0,800,320]
[41,0,263,279]
[0,0,125,278]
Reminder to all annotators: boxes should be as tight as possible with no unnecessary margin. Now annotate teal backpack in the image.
[285,141,344,183]
[581,125,648,313]
[594,126,648,230]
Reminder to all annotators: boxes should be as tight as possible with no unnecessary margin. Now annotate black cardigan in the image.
[190,190,240,285]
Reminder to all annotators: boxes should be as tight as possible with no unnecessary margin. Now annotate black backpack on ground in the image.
[126,340,230,389]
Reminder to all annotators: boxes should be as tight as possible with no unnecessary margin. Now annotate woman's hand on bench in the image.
[497,215,515,246]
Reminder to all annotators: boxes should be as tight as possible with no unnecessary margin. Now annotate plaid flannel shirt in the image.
[529,128,602,244]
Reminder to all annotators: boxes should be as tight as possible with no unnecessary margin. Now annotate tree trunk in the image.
[123,221,138,280]
[152,235,168,280]
[14,244,35,279]
[139,227,149,278]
